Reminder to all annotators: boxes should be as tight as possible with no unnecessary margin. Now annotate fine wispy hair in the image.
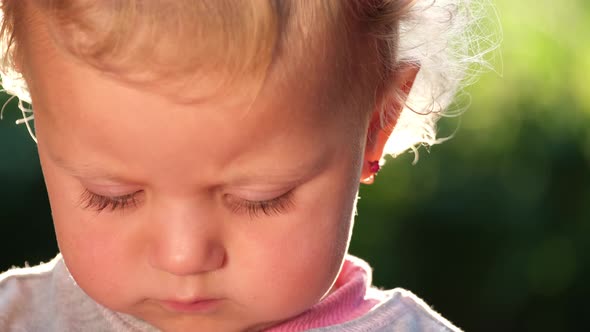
[0,0,500,161]
[384,0,501,163]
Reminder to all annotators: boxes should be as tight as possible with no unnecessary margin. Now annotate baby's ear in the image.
[360,62,420,184]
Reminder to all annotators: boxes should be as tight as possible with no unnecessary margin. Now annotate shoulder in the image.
[313,288,463,332]
[0,255,62,308]
[0,256,155,332]
[379,288,463,332]
[0,255,63,330]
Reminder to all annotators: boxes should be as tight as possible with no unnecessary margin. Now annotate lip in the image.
[160,298,222,313]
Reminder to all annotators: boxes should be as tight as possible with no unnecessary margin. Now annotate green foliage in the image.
[351,0,590,330]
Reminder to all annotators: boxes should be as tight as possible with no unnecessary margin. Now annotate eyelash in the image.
[78,189,294,218]
[79,189,140,213]
[228,191,294,219]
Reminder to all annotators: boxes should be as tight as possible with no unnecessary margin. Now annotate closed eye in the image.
[78,188,296,218]
[78,189,142,213]
[226,190,294,219]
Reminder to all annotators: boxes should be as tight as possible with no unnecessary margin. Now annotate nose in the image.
[148,203,226,276]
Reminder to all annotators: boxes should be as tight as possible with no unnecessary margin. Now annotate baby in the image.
[0,0,492,331]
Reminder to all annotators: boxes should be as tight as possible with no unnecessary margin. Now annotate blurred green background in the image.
[1,0,588,331]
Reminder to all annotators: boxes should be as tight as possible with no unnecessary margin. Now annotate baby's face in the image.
[23,13,372,332]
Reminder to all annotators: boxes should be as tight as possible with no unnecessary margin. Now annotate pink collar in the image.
[266,255,387,331]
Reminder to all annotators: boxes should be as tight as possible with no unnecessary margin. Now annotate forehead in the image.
[25,14,355,128]
[25,22,369,188]
[19,0,369,106]
[21,0,368,114]
[20,0,380,188]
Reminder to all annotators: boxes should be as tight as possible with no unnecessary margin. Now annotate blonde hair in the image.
[0,0,497,161]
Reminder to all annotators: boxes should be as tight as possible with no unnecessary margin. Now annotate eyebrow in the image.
[50,154,133,182]
[225,152,333,187]
[49,147,334,186]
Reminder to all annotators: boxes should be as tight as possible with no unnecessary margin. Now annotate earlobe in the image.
[360,62,420,184]
[360,160,381,185]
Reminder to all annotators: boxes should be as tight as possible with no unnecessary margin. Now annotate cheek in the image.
[40,156,140,308]
[50,198,142,310]
[232,170,357,317]
[50,199,130,294]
